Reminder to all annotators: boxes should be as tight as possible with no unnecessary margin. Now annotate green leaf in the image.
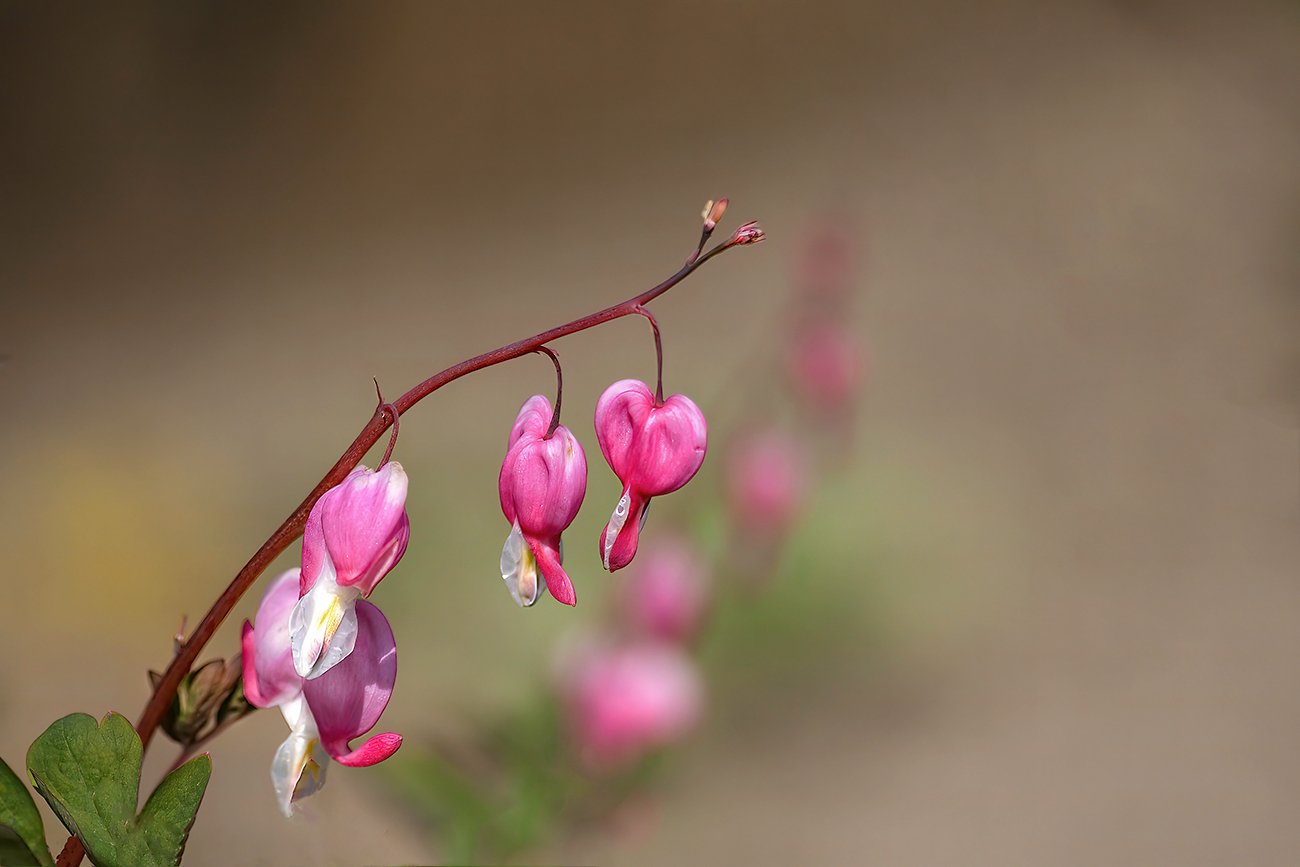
[25,713,211,867]
[0,756,53,866]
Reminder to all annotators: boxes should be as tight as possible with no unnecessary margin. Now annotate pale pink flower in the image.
[726,428,810,537]
[558,638,704,770]
[243,569,401,817]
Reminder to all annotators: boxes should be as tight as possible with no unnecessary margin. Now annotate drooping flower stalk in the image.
[57,201,763,866]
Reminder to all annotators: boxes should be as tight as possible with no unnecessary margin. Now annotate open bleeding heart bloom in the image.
[243,569,402,817]
[498,395,587,607]
[594,380,707,572]
[290,462,409,679]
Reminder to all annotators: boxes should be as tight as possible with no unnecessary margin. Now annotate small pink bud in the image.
[786,322,866,415]
[701,198,728,231]
[594,380,707,572]
[558,638,704,770]
[730,221,765,246]
[499,395,588,607]
[618,536,710,643]
[726,428,810,537]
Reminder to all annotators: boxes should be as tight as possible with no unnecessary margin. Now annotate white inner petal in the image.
[602,491,631,570]
[500,520,544,607]
[289,555,360,680]
[270,696,329,818]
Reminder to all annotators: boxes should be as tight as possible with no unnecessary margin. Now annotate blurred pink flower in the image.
[618,536,711,643]
[243,569,401,818]
[558,638,704,770]
[290,462,409,679]
[594,380,707,572]
[498,395,587,607]
[726,428,810,538]
[786,322,866,416]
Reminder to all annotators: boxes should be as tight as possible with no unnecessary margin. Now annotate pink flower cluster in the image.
[496,379,708,608]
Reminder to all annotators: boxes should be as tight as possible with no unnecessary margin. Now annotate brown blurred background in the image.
[1,2,1298,865]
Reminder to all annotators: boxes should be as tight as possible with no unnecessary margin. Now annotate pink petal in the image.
[304,599,398,763]
[506,395,553,451]
[600,489,649,573]
[629,395,707,497]
[240,621,269,708]
[299,504,326,596]
[506,426,587,538]
[530,536,576,607]
[329,732,403,768]
[594,380,655,481]
[318,464,410,589]
[247,570,306,708]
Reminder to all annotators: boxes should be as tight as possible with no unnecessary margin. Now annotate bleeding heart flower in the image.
[556,637,704,770]
[290,462,409,680]
[498,395,587,607]
[617,535,710,644]
[594,380,707,572]
[725,427,810,538]
[243,569,402,818]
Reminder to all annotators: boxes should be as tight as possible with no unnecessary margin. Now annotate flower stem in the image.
[634,305,664,406]
[534,346,563,439]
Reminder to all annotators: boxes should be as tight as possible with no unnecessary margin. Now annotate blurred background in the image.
[1,1,1298,864]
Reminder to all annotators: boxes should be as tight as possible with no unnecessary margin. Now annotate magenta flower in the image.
[594,380,707,572]
[290,462,409,679]
[726,428,809,537]
[618,535,710,644]
[498,395,587,607]
[558,638,704,770]
[243,569,402,817]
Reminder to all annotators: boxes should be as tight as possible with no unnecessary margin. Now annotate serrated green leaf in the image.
[0,756,53,866]
[25,713,211,867]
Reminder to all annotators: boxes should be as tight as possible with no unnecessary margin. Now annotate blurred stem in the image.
[126,206,759,770]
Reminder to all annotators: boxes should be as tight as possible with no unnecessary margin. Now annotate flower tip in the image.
[331,732,403,767]
[731,221,764,246]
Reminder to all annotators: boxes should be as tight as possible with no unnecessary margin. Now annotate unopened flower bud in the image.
[730,221,765,246]
[701,198,729,231]
[594,380,707,572]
